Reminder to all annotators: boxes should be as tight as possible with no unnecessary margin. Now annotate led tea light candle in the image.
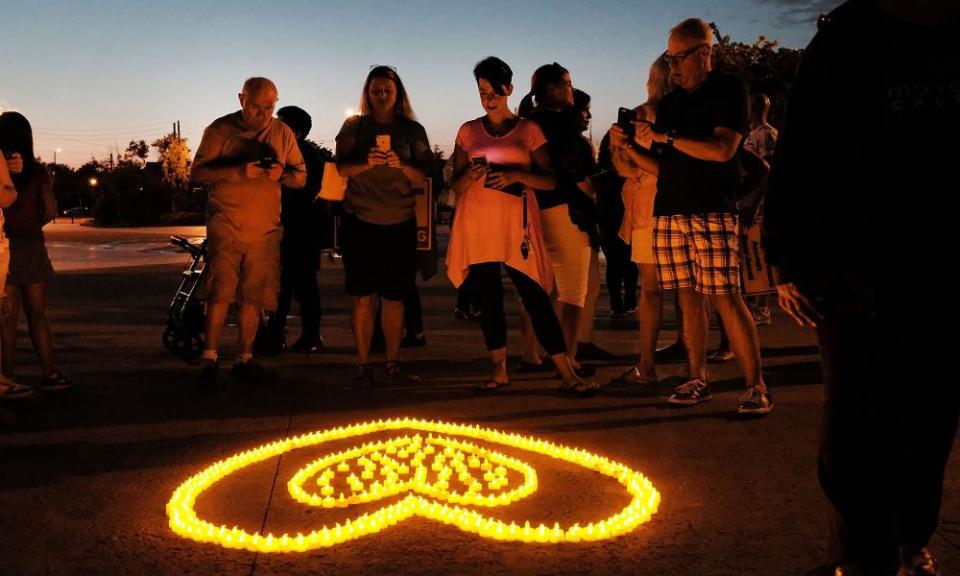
[167,418,660,552]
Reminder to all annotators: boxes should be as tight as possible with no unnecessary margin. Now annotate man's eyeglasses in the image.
[663,44,708,66]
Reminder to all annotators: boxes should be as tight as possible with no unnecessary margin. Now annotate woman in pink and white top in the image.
[447,56,595,395]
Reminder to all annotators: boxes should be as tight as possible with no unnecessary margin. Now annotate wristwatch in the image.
[666,130,677,147]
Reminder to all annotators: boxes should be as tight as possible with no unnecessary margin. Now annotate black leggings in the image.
[467,262,566,355]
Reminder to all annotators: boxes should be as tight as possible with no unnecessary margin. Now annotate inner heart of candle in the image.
[288,434,537,508]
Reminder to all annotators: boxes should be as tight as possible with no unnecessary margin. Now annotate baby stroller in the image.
[163,235,207,361]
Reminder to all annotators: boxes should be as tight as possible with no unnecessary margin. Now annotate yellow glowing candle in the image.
[167,417,660,552]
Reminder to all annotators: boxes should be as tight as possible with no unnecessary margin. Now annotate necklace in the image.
[483,115,519,137]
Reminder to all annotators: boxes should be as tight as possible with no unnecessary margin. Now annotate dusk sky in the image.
[0,0,841,166]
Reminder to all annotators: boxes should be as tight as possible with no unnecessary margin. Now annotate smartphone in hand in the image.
[376,135,391,152]
[617,107,636,140]
[256,156,278,169]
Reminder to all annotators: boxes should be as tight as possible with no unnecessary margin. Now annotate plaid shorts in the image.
[653,214,740,295]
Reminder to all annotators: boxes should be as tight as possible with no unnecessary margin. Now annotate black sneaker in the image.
[668,378,713,406]
[289,336,324,353]
[193,361,219,387]
[229,361,277,384]
[737,387,773,415]
[343,364,374,390]
[39,370,74,391]
[401,333,426,348]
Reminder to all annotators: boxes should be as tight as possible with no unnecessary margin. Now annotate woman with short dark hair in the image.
[447,56,594,394]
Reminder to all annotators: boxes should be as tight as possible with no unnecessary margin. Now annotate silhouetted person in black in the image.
[596,131,638,318]
[271,105,324,352]
[764,1,959,574]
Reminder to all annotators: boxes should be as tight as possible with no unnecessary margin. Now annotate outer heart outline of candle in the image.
[166,418,660,552]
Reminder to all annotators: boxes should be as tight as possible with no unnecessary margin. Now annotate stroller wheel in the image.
[162,328,178,352]
[177,335,204,361]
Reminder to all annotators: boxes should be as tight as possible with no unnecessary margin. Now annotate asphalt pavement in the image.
[0,224,957,575]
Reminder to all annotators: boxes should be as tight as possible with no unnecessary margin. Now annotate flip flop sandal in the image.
[0,380,34,400]
[476,379,510,391]
[707,350,735,363]
[555,365,597,379]
[572,380,601,397]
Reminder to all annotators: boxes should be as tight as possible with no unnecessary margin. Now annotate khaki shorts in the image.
[205,230,281,310]
[630,226,656,264]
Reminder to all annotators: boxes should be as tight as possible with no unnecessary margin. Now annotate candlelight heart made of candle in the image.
[166,418,660,552]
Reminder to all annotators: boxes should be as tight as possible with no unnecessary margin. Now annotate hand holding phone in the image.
[486,163,524,196]
[367,148,387,166]
[4,152,23,175]
[465,156,488,183]
[376,134,391,152]
[256,156,277,169]
[617,107,637,140]
[384,149,402,169]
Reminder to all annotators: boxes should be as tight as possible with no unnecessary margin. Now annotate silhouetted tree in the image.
[121,139,149,167]
[710,25,803,128]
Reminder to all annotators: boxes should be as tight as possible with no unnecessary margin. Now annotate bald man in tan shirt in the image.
[191,77,306,385]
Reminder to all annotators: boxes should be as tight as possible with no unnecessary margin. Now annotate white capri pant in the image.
[540,205,592,307]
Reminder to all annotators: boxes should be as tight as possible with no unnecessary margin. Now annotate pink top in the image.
[446,118,554,291]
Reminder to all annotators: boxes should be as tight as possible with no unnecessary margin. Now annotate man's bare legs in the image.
[202,300,261,358]
[710,293,765,391]
[203,301,230,357]
[678,287,709,381]
[237,303,260,356]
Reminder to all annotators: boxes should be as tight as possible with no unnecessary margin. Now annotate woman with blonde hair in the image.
[335,66,434,389]
[608,55,674,385]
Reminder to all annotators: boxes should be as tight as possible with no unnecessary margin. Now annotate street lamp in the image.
[74,176,96,223]
[51,148,62,221]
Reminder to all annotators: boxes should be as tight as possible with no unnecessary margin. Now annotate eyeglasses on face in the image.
[663,44,708,66]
